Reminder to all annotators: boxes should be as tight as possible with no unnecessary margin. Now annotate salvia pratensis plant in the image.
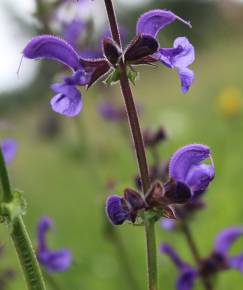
[1,1,238,290]
[20,1,198,290]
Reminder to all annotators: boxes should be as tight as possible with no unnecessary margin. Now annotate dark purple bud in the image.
[124,188,145,211]
[143,126,167,147]
[23,35,80,71]
[79,58,110,88]
[124,34,159,63]
[164,179,192,204]
[106,195,130,225]
[102,38,122,66]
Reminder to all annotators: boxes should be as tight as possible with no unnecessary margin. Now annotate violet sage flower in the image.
[23,35,110,117]
[0,139,17,165]
[169,144,214,198]
[133,10,195,93]
[160,226,243,290]
[37,216,72,272]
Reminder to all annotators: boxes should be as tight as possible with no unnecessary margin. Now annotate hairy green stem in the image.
[0,149,46,290]
[103,1,158,290]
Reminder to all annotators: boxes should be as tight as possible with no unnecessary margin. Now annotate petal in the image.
[37,216,53,252]
[1,139,17,164]
[228,254,243,272]
[159,37,195,68]
[23,35,80,71]
[136,10,191,38]
[169,144,212,183]
[36,216,72,272]
[160,243,186,269]
[64,69,92,86]
[50,84,83,117]
[105,195,130,225]
[214,226,243,255]
[186,164,214,196]
[38,248,72,272]
[178,68,194,93]
[176,268,197,290]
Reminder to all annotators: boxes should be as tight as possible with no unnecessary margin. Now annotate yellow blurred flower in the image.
[216,87,242,117]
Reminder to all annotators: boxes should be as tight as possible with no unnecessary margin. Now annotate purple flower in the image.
[0,139,17,165]
[37,216,72,272]
[169,144,214,197]
[135,10,194,93]
[160,226,243,289]
[160,243,197,290]
[23,35,110,117]
[213,226,243,272]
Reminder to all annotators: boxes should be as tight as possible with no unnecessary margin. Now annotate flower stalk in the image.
[103,1,158,290]
[0,149,46,290]
[181,220,213,290]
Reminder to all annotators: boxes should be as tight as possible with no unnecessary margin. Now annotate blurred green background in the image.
[0,0,243,290]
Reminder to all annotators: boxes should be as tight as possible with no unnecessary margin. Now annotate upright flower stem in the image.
[0,149,46,290]
[181,221,213,290]
[103,1,158,290]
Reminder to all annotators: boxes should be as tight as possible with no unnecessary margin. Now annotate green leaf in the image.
[127,67,139,85]
[0,190,27,224]
[104,68,121,86]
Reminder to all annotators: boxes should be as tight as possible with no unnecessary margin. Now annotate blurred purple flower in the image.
[37,216,72,272]
[0,139,17,165]
[97,101,126,122]
[135,10,194,93]
[160,226,243,290]
[169,144,214,198]
[213,226,243,272]
[63,19,86,50]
